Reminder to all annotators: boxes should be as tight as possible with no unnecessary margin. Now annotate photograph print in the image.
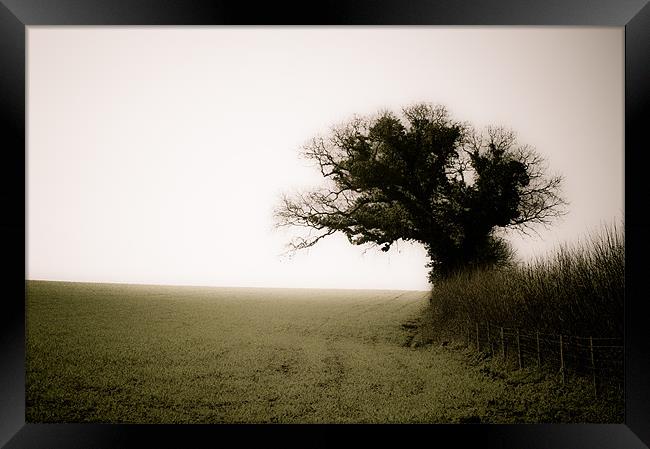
[26,26,624,424]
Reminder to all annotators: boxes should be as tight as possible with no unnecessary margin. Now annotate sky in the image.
[27,27,624,291]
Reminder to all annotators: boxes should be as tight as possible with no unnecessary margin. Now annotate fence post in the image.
[536,331,541,368]
[560,334,564,384]
[486,323,492,356]
[476,322,480,352]
[590,336,597,399]
[516,328,522,369]
[500,327,505,360]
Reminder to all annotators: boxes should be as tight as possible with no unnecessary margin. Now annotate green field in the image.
[26,280,621,423]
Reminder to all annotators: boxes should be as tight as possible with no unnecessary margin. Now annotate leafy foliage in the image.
[276,103,566,281]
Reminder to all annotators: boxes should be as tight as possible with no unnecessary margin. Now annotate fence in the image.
[464,321,623,398]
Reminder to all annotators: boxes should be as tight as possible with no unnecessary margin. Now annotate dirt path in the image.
[26,283,512,423]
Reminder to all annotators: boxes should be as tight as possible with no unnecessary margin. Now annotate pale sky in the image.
[27,27,624,291]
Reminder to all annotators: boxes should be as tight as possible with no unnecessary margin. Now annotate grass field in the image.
[26,280,621,423]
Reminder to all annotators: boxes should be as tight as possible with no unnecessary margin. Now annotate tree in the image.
[275,103,566,282]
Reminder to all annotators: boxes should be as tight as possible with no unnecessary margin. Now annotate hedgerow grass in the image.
[426,223,624,339]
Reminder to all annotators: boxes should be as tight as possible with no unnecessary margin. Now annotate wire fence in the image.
[464,321,623,398]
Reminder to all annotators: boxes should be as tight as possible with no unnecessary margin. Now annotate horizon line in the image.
[25,278,431,293]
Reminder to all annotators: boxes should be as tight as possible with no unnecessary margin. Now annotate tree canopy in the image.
[275,103,566,282]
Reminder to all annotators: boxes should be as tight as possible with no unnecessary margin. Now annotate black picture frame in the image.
[1,1,648,447]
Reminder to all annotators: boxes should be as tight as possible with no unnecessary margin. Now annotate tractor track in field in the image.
[313,291,428,335]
